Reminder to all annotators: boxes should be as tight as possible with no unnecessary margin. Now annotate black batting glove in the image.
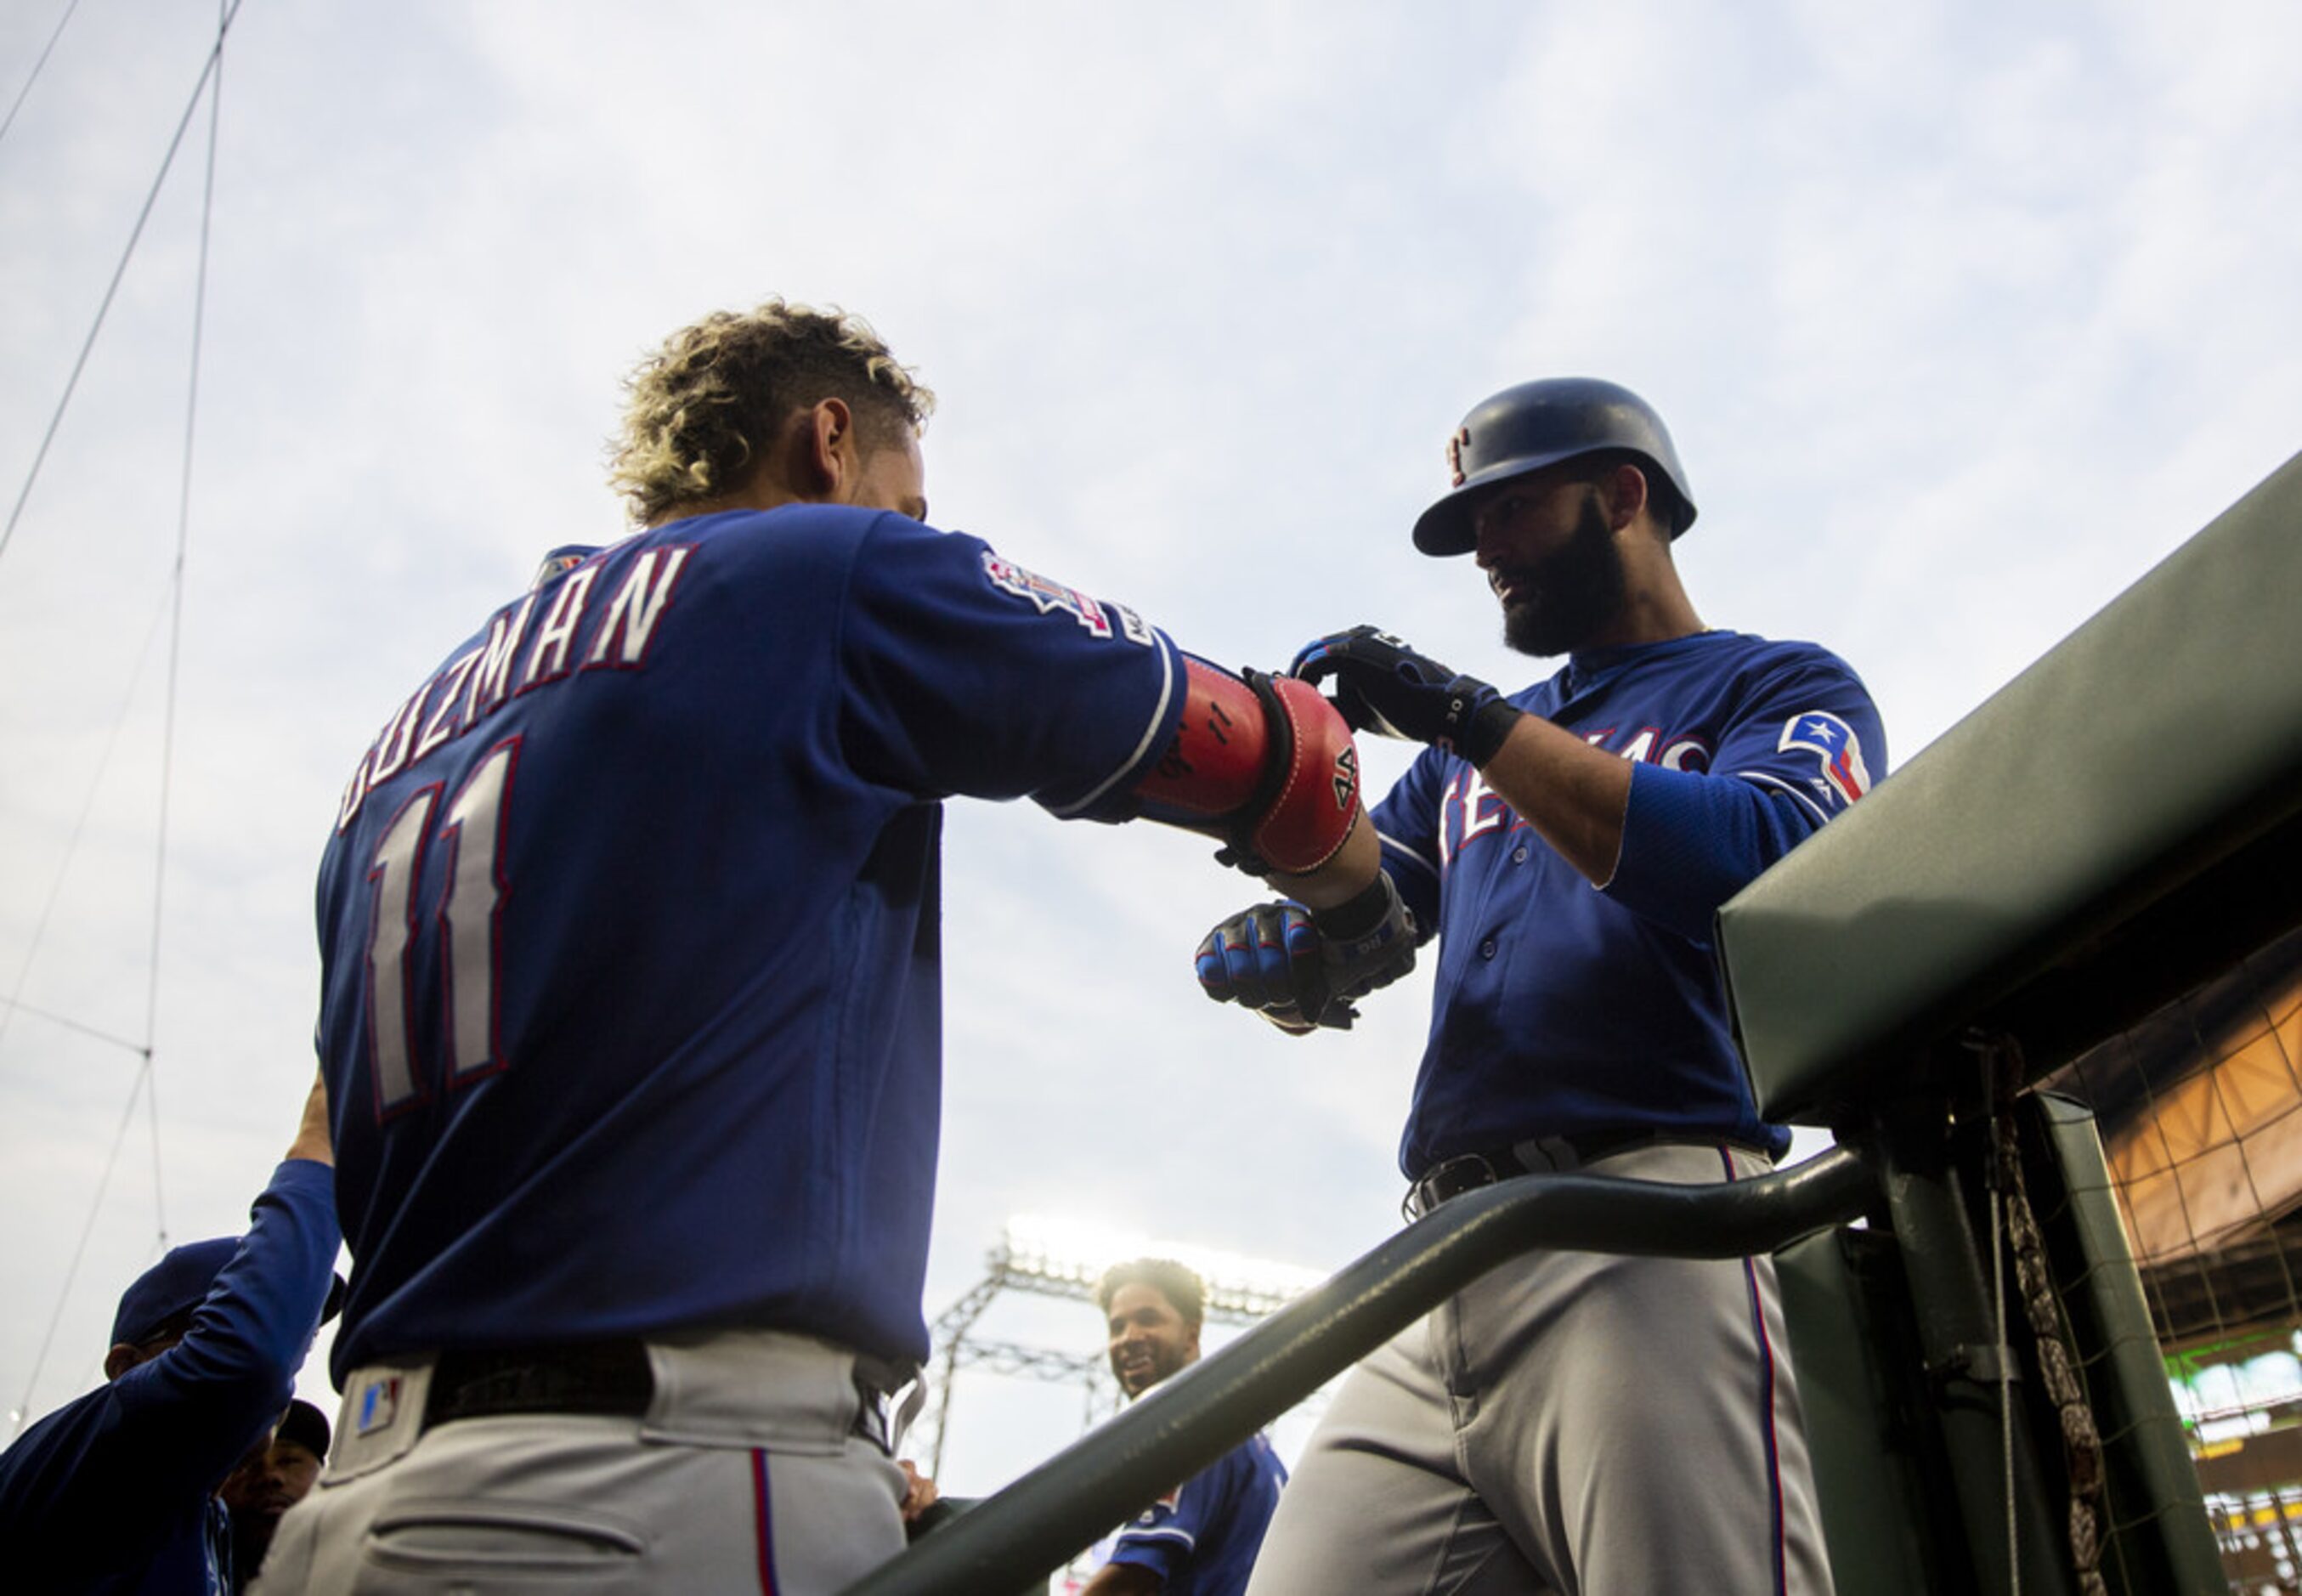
[1195,901,1341,1033]
[1193,874,1418,1035]
[1290,625,1523,767]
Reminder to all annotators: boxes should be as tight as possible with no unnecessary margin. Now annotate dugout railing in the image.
[849,450,2302,1596]
[847,1147,1878,1596]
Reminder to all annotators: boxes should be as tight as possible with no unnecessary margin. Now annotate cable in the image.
[138,0,232,1251]
[0,998,149,1059]
[0,582,175,1067]
[0,0,83,153]
[6,0,236,1440]
[8,1052,154,1437]
[0,0,243,571]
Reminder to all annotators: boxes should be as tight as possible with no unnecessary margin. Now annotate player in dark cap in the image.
[0,1076,339,1594]
[222,1398,331,1590]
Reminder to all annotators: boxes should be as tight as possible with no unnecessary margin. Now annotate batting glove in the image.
[1291,625,1523,768]
[1196,901,1336,1033]
[1194,874,1418,1035]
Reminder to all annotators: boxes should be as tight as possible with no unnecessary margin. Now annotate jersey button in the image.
[1479,937,1497,959]
[1511,846,1529,863]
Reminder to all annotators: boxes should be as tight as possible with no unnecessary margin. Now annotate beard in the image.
[1115,1338,1192,1397]
[1496,493,1628,658]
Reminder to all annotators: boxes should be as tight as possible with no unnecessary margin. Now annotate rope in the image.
[0,585,176,1066]
[8,1053,154,1437]
[5,0,236,1437]
[0,0,83,152]
[0,0,243,570]
[0,998,150,1060]
[138,0,234,1248]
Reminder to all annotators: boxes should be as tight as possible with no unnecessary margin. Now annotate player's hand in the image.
[1196,874,1417,1033]
[1291,625,1523,767]
[1195,902,1352,1033]
[897,1460,939,1525]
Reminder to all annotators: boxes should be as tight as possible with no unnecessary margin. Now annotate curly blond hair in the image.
[609,299,935,524]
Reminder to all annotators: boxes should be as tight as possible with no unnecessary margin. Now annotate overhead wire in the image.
[0,0,243,570]
[6,0,236,1431]
[0,0,84,152]
[9,1052,155,1437]
[0,581,177,1067]
[139,3,232,1255]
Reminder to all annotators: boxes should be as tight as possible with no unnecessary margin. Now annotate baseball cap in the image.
[276,1397,332,1459]
[110,1237,348,1349]
[111,1238,242,1348]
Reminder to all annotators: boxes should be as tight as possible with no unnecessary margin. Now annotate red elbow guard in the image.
[1134,659,1362,874]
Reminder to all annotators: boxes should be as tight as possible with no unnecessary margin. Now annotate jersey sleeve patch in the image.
[981,552,1142,643]
[1777,710,1873,805]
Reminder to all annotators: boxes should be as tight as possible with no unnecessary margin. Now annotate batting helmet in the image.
[1411,378,1697,557]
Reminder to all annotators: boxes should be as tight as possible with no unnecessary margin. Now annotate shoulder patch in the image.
[981,552,1114,639]
[1779,710,1873,804]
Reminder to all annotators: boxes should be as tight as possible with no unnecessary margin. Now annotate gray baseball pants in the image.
[255,1327,910,1594]
[1244,1142,1835,1596]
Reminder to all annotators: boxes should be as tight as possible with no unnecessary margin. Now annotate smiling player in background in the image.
[1082,1259,1286,1596]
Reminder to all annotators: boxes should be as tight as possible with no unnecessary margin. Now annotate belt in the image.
[421,1339,922,1440]
[1404,1131,1773,1220]
[424,1339,655,1427]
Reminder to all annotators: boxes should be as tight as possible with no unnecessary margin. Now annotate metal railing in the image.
[843,1145,1876,1596]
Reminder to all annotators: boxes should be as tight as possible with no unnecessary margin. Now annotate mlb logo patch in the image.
[355,1375,403,1437]
[1779,711,1873,805]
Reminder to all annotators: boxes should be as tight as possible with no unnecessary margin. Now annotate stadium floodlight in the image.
[996,1214,1326,1322]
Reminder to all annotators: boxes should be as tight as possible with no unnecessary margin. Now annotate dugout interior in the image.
[1717,450,2302,1593]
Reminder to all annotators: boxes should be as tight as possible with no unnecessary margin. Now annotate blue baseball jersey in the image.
[1101,1430,1287,1596]
[0,1159,337,1595]
[1372,630,1886,1176]
[314,507,1186,1378]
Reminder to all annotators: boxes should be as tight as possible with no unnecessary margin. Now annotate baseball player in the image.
[1198,379,1885,1594]
[221,1398,331,1591]
[1083,1259,1287,1596]
[257,300,1413,1595]
[0,1075,338,1594]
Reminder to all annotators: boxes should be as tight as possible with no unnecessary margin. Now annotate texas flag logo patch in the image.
[1779,711,1873,805]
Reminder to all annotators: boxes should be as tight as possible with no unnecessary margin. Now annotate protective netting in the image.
[2041,922,2302,1593]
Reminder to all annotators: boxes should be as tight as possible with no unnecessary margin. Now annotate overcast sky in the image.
[3,0,2299,1500]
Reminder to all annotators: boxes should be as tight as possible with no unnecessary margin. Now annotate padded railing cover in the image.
[1717,452,2302,1122]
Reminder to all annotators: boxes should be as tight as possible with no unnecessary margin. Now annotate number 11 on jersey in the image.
[364,738,520,1116]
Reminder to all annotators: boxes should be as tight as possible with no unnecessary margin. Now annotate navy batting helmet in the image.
[1411,378,1696,557]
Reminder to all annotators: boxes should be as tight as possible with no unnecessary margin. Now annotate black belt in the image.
[1405,1131,1773,1220]
[421,1339,920,1439]
[425,1340,654,1427]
